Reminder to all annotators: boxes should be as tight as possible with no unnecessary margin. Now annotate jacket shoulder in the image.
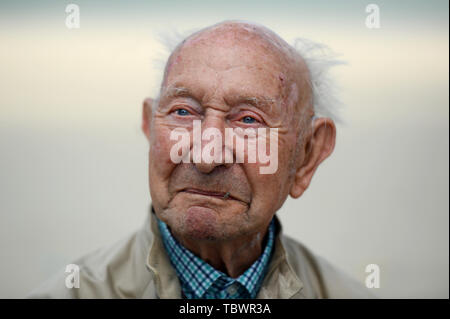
[280,234,375,299]
[27,222,155,299]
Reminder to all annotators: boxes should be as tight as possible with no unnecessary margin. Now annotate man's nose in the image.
[193,115,231,174]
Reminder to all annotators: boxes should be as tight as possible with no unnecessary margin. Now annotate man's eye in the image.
[174,108,191,116]
[241,116,257,124]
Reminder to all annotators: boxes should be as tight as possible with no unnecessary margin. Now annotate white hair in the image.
[150,26,345,123]
[292,37,345,123]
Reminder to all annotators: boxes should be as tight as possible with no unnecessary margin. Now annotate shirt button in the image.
[227,284,238,295]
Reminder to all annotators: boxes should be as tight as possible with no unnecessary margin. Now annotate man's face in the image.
[147,27,306,241]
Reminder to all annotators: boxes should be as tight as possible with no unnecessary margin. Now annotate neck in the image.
[173,229,269,278]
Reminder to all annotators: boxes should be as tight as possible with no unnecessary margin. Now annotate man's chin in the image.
[160,195,251,241]
[179,205,221,240]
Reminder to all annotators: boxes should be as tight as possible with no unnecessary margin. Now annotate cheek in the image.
[149,125,178,181]
[242,162,285,213]
[243,135,296,210]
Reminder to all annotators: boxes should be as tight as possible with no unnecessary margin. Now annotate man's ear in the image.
[290,117,336,198]
[141,98,154,142]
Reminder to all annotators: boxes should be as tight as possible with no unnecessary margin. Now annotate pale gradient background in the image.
[0,0,448,298]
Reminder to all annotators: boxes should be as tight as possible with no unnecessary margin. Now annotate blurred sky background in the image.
[0,0,448,298]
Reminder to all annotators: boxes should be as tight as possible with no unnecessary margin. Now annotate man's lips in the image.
[181,188,243,203]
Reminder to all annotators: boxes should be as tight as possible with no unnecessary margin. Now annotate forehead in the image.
[163,28,292,100]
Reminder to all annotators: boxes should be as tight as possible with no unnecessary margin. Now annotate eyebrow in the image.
[164,86,192,98]
[231,94,277,114]
[162,86,277,113]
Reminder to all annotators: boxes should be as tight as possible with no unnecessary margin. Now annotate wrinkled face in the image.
[148,26,308,241]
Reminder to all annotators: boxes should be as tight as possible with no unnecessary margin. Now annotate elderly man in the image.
[29,21,372,299]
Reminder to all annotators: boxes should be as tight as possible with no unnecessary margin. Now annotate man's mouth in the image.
[182,188,240,202]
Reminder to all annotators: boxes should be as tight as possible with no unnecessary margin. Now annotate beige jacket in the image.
[28,210,374,299]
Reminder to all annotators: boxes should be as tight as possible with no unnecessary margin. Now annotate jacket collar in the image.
[257,217,304,298]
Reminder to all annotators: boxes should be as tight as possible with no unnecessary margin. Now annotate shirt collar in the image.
[157,216,275,299]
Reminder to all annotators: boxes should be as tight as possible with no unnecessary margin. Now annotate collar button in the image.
[226,283,238,295]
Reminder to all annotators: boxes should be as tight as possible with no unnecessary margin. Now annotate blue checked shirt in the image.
[157,217,275,299]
